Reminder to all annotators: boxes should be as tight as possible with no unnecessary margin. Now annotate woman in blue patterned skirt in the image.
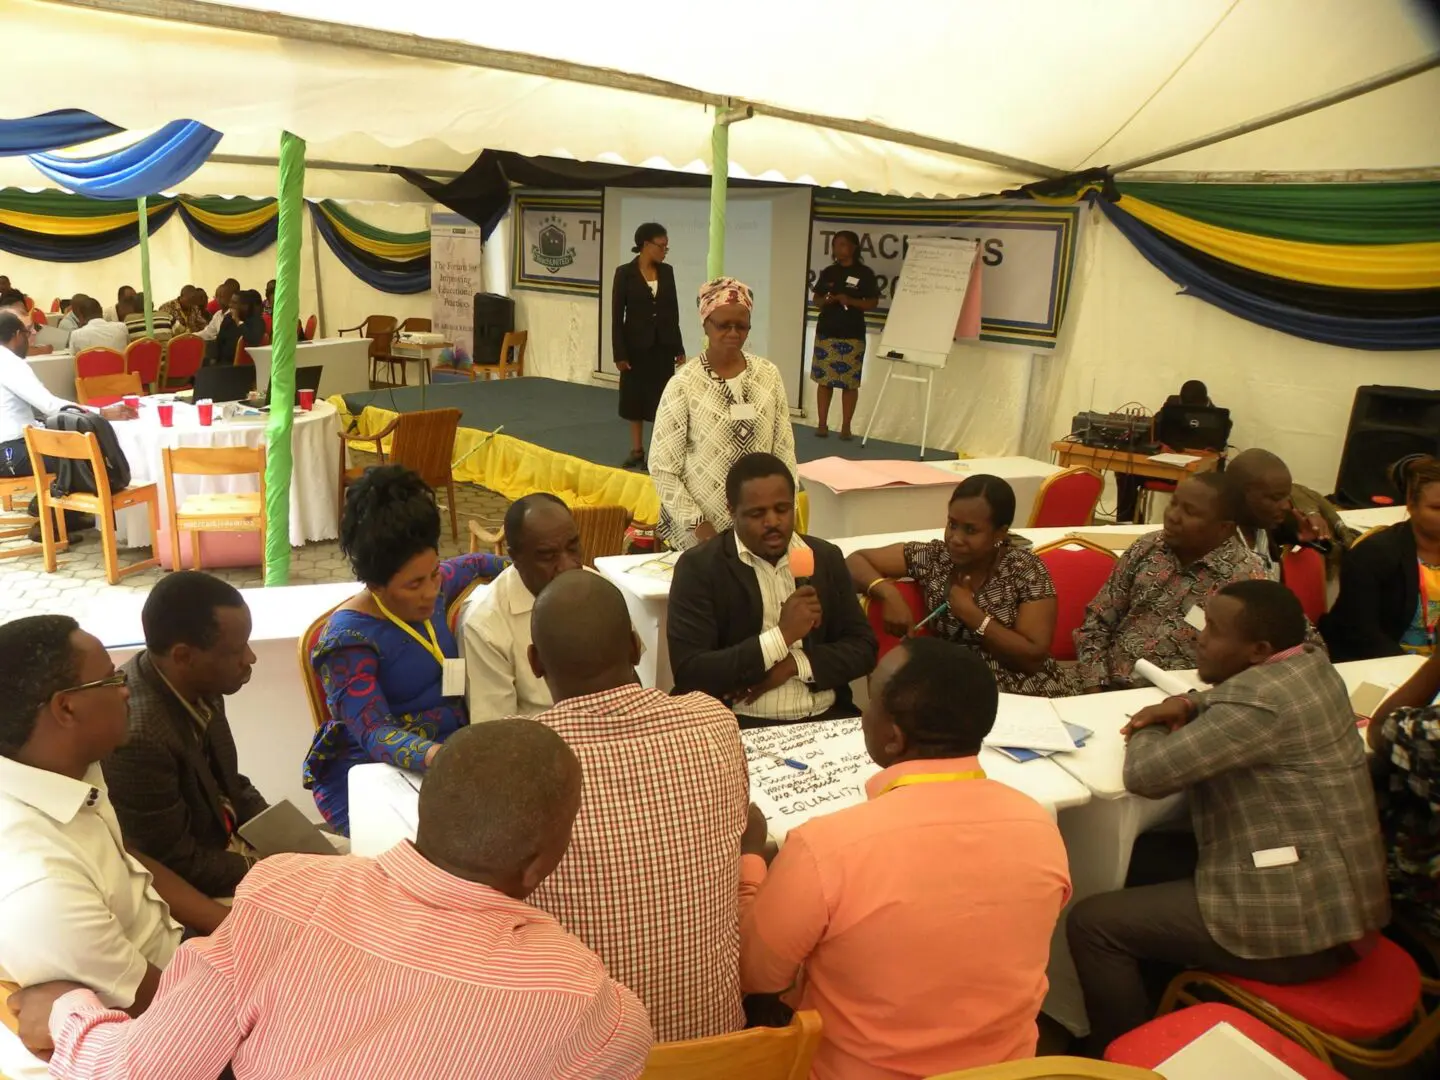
[810,230,881,440]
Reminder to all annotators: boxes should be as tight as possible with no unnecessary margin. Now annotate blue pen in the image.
[912,601,950,632]
[773,756,809,771]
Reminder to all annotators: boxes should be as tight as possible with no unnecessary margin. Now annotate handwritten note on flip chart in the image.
[879,237,980,361]
[743,718,881,840]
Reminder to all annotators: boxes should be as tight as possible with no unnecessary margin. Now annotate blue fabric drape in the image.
[0,203,180,262]
[1097,197,1440,351]
[29,120,222,200]
[307,202,431,294]
[0,110,123,156]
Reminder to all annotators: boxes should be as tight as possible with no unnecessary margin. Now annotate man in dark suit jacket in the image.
[1068,580,1390,1050]
[103,572,269,897]
[668,452,877,728]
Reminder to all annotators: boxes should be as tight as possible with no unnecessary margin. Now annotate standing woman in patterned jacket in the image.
[649,277,797,552]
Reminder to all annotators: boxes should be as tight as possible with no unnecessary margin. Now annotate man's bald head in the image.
[1228,449,1293,531]
[415,719,581,899]
[529,570,639,701]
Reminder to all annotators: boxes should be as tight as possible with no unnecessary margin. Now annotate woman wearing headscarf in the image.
[613,222,686,469]
[810,230,880,440]
[650,277,796,551]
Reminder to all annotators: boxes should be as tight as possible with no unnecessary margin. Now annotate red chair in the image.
[304,314,318,341]
[74,346,126,386]
[1028,466,1103,527]
[262,312,273,337]
[1035,538,1118,661]
[30,308,48,326]
[124,338,162,392]
[162,334,204,389]
[863,579,929,662]
[1281,546,1327,623]
[49,297,61,312]
[299,605,343,731]
[235,338,254,366]
[1106,1003,1345,1079]
[1159,934,1440,1069]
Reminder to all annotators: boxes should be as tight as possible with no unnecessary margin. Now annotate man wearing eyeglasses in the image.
[0,616,228,1077]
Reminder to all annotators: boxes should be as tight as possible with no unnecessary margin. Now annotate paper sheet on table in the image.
[1065,529,1154,552]
[797,456,958,493]
[627,552,680,579]
[1155,1021,1305,1080]
[1147,452,1204,467]
[983,695,1077,752]
[743,717,880,839]
[377,768,421,837]
[1133,659,1210,696]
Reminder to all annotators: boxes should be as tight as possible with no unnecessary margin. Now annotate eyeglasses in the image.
[710,321,751,334]
[56,670,129,696]
[647,239,669,249]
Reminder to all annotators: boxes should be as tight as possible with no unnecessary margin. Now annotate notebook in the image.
[237,799,340,858]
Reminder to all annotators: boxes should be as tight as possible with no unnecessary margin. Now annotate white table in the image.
[27,349,75,399]
[248,337,372,399]
[85,579,363,824]
[1337,505,1408,531]
[110,399,341,558]
[801,456,1061,541]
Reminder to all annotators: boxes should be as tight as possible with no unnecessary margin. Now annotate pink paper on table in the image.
[798,456,958,493]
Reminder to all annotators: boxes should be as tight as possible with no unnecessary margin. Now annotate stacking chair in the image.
[1034,538,1119,661]
[467,504,629,568]
[23,425,160,585]
[162,333,205,390]
[303,314,318,340]
[300,603,345,730]
[479,330,527,380]
[0,473,56,564]
[1028,466,1104,528]
[639,1010,821,1080]
[76,371,143,408]
[73,345,126,392]
[338,314,399,387]
[861,578,929,662]
[161,445,267,572]
[337,408,462,541]
[1106,1003,1346,1080]
[1280,546,1327,623]
[125,337,163,392]
[235,337,255,366]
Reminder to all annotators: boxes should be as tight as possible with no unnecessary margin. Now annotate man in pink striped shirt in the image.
[11,719,654,1080]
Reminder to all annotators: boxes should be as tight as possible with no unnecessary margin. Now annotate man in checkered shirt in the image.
[524,569,750,1042]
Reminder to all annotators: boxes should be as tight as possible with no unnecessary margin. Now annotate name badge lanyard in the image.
[877,769,986,797]
[703,351,756,448]
[372,593,446,667]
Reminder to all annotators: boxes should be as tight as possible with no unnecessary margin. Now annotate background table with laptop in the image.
[248,337,372,399]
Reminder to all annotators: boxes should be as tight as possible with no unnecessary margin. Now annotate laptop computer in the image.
[192,364,257,403]
[33,325,71,349]
[264,364,322,401]
[1155,403,1232,452]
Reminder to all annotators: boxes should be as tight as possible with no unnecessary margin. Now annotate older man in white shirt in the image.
[67,296,129,355]
[463,494,585,722]
[0,615,228,1076]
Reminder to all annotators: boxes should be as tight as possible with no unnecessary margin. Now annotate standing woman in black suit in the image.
[613,222,685,469]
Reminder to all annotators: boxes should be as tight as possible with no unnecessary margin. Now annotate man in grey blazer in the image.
[1068,579,1390,1049]
[102,572,268,898]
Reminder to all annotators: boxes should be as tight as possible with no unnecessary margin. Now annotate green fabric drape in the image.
[264,132,305,586]
[1114,180,1440,245]
[316,199,428,245]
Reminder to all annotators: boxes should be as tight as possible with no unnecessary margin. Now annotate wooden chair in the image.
[125,337,163,391]
[639,1010,821,1080]
[480,330,527,380]
[74,345,126,385]
[573,504,632,566]
[0,474,59,563]
[1028,466,1104,528]
[337,408,462,541]
[162,445,267,572]
[446,573,503,636]
[76,371,142,407]
[338,314,399,387]
[927,1059,1161,1079]
[1034,537,1120,662]
[300,603,345,730]
[163,333,205,389]
[23,426,160,585]
[402,317,432,333]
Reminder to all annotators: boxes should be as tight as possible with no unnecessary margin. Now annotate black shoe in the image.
[621,450,646,470]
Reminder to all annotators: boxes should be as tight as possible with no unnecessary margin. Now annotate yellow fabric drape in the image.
[315,204,429,261]
[179,199,278,235]
[0,201,172,236]
[1118,195,1440,291]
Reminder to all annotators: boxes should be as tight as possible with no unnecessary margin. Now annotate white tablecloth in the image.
[247,337,372,399]
[110,399,342,549]
[1337,505,1408,531]
[802,456,1061,541]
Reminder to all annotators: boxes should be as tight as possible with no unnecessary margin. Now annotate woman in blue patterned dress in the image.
[303,465,507,833]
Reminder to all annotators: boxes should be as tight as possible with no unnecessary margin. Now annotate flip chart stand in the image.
[862,350,941,459]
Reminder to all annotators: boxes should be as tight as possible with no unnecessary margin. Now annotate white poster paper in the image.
[743,717,880,839]
[430,209,483,366]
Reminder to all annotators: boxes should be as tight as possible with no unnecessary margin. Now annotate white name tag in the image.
[442,658,467,697]
[845,275,860,287]
[730,403,758,422]
[1252,845,1299,868]
[1184,604,1207,631]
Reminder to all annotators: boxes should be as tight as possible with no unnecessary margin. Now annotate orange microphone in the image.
[789,545,815,586]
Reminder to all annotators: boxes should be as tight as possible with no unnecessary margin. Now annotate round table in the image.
[110,399,341,555]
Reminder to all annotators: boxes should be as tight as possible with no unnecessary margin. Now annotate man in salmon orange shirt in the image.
[738,638,1071,1080]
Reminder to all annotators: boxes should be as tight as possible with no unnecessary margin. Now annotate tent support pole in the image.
[264,131,305,586]
[309,210,327,338]
[136,196,154,336]
[1114,53,1440,172]
[708,119,728,279]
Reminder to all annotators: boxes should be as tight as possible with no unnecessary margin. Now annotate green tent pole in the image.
[263,131,306,586]
[136,196,154,336]
[707,117,728,278]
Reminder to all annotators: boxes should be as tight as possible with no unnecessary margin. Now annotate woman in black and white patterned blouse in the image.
[847,474,1078,697]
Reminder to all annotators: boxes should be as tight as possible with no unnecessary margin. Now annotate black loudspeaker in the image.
[472,292,515,367]
[1334,385,1440,507]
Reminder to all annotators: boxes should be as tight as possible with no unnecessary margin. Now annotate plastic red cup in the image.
[197,399,214,427]
[122,394,140,410]
[298,388,316,411]
[157,403,174,428]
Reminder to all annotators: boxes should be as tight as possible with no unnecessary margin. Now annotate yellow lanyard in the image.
[371,593,446,668]
[877,769,986,796]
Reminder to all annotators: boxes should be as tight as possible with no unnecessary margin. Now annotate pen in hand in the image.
[911,602,950,634]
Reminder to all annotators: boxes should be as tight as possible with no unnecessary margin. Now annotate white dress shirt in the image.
[0,343,73,444]
[735,533,835,722]
[197,309,226,342]
[68,320,130,355]
[461,564,555,723]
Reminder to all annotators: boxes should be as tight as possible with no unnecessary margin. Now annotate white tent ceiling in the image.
[4,0,1439,200]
